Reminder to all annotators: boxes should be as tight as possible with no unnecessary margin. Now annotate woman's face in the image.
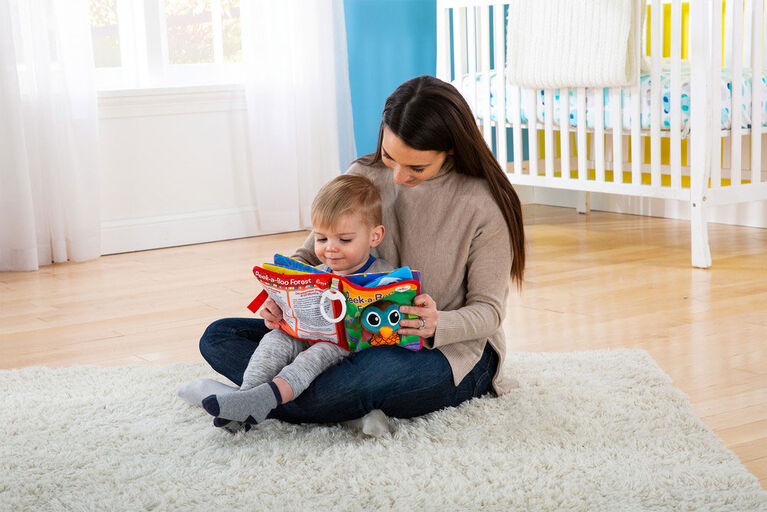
[381,126,449,187]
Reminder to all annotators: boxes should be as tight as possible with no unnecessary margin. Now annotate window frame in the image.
[93,0,242,91]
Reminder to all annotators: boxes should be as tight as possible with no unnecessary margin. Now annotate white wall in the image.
[97,85,279,255]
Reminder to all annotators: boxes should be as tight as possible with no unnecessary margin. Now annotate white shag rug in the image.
[1,349,765,512]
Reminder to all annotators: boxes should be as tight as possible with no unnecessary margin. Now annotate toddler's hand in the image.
[259,298,284,329]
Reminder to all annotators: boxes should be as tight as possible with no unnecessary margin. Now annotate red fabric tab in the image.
[247,290,269,314]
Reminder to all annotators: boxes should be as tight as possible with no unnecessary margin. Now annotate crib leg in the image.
[576,191,590,214]
[690,200,712,268]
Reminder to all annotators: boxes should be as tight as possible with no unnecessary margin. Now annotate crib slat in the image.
[480,6,492,145]
[544,90,554,178]
[453,8,466,99]
[630,92,641,185]
[724,1,733,66]
[492,3,508,171]
[763,0,767,183]
[436,4,450,80]
[509,87,522,176]
[764,0,767,71]
[751,0,763,184]
[527,88,539,176]
[511,85,523,175]
[711,0,722,188]
[731,0,743,185]
[501,2,522,176]
[594,88,605,182]
[670,0,682,190]
[467,7,479,125]
[611,88,622,182]
[577,88,587,182]
[744,0,754,68]
[651,0,662,188]
[561,89,571,180]
[690,0,712,268]
[631,0,641,186]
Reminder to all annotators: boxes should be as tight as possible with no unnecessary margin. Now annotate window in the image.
[90,0,122,68]
[88,0,242,90]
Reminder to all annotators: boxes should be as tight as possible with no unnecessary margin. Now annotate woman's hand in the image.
[259,298,284,329]
[397,294,439,338]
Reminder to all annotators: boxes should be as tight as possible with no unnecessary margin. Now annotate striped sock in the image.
[202,381,282,425]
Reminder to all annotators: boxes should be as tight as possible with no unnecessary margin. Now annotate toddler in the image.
[200,174,394,432]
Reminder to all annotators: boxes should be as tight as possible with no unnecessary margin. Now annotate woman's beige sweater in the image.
[293,159,516,395]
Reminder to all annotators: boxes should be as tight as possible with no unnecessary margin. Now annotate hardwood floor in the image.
[1,205,766,487]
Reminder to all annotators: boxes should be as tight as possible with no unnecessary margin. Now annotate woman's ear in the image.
[370,225,385,247]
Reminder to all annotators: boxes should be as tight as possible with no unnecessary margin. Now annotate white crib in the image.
[437,0,767,267]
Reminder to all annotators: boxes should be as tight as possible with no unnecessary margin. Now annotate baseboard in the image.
[515,184,535,205]
[100,207,303,255]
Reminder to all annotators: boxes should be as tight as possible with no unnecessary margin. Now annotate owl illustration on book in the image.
[360,300,401,346]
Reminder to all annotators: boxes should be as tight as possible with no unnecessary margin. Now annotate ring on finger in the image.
[419,318,426,330]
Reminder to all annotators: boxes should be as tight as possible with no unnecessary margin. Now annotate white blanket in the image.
[506,0,643,89]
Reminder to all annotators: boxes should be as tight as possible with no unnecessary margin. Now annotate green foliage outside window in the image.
[89,0,120,67]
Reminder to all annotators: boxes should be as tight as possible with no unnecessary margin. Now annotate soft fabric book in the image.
[247,254,423,352]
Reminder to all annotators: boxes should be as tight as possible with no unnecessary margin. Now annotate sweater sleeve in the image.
[429,210,512,348]
[291,232,322,266]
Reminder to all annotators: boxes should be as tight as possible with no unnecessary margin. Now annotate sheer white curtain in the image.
[0,0,101,271]
[240,0,356,233]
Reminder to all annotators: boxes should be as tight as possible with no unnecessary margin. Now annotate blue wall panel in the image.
[344,0,437,158]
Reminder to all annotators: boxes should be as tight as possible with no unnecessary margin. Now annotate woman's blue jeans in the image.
[199,318,498,424]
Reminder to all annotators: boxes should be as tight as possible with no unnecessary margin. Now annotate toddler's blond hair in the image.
[311,174,382,229]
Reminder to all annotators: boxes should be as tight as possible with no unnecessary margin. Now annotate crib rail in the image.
[437,0,767,267]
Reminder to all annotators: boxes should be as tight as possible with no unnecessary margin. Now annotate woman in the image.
[196,75,525,424]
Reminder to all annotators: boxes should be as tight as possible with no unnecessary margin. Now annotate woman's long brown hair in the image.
[357,75,525,285]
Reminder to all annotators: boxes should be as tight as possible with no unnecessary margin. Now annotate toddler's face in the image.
[313,213,382,275]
